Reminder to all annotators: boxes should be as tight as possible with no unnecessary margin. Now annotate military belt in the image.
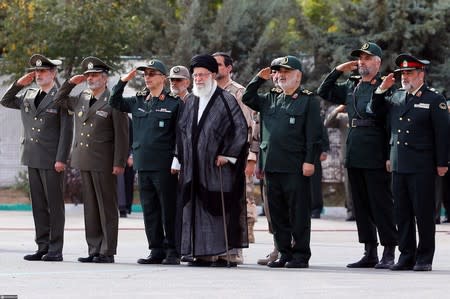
[350,118,380,128]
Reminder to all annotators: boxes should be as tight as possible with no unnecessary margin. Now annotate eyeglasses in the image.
[192,72,211,79]
[144,72,163,77]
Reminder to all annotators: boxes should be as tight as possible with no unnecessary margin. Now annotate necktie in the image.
[89,96,97,107]
[35,91,46,108]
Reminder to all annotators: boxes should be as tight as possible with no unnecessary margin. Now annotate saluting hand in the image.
[69,75,86,85]
[379,73,396,91]
[302,162,315,177]
[121,69,137,82]
[17,72,35,87]
[336,61,358,73]
[257,67,272,80]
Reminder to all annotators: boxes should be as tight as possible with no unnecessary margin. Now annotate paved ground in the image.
[1,205,450,299]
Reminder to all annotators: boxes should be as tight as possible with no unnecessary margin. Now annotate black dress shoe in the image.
[267,257,291,268]
[390,262,414,271]
[187,259,213,267]
[285,259,309,268]
[211,259,237,268]
[24,251,47,261]
[346,256,378,268]
[374,258,394,269]
[413,263,432,271]
[180,255,194,263]
[42,253,63,262]
[137,255,164,264]
[162,256,180,265]
[78,255,98,263]
[311,211,321,219]
[93,255,114,263]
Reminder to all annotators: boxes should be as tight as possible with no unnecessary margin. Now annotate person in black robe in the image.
[173,54,248,267]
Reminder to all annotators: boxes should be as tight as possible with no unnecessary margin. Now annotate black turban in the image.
[190,54,218,74]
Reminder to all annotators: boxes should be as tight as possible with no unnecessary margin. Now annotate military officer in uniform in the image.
[1,54,73,262]
[109,59,182,265]
[317,42,398,269]
[54,57,129,263]
[371,54,448,271]
[168,65,191,102]
[243,56,322,268]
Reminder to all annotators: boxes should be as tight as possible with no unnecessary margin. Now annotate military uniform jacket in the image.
[242,76,322,173]
[54,81,128,172]
[109,80,182,171]
[371,84,449,173]
[317,69,388,169]
[1,82,73,169]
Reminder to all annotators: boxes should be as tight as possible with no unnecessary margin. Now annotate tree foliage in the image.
[0,0,449,91]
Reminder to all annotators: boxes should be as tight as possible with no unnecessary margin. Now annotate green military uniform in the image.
[54,57,128,260]
[242,56,322,267]
[109,60,182,263]
[371,54,449,271]
[317,43,397,268]
[0,54,73,260]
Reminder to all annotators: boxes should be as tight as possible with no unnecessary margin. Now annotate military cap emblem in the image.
[280,57,289,64]
[173,66,180,73]
[362,43,369,50]
[149,60,155,65]
[402,60,408,67]
[36,59,42,67]
[87,62,94,70]
[439,102,447,110]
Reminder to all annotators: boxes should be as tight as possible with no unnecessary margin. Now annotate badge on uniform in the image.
[289,117,296,124]
[439,102,447,110]
[414,103,430,109]
[24,103,30,113]
[78,111,83,117]
[159,120,165,127]
[96,110,108,118]
[46,108,57,114]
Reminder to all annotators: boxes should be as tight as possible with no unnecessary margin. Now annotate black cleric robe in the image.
[177,86,248,257]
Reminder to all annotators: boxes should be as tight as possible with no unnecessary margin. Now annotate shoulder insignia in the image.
[301,89,314,95]
[427,87,441,94]
[271,87,283,94]
[349,75,361,81]
[439,102,447,110]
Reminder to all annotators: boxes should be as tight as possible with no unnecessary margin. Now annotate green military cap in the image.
[394,53,429,72]
[81,56,111,74]
[29,54,61,70]
[270,55,302,72]
[350,42,382,58]
[137,59,167,75]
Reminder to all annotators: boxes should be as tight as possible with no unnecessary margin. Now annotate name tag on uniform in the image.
[289,117,296,124]
[156,108,171,113]
[414,103,430,109]
[46,108,57,114]
[96,110,108,118]
[159,121,165,127]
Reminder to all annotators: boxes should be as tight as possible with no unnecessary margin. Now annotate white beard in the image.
[278,75,298,91]
[193,77,214,98]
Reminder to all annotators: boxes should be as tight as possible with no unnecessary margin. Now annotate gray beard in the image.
[193,80,213,98]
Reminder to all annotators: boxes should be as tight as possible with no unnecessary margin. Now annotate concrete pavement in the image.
[1,205,450,298]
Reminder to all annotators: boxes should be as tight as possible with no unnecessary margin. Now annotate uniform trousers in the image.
[393,172,436,265]
[138,170,178,257]
[80,171,118,256]
[265,172,311,262]
[347,167,397,246]
[311,159,323,214]
[28,167,65,254]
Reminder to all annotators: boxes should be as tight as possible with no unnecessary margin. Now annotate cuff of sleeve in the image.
[247,152,257,161]
[171,157,181,170]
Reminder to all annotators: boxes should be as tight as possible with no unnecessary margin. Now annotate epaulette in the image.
[301,88,314,95]
[136,88,149,97]
[427,87,441,95]
[270,87,283,94]
[168,92,181,99]
[349,75,361,82]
